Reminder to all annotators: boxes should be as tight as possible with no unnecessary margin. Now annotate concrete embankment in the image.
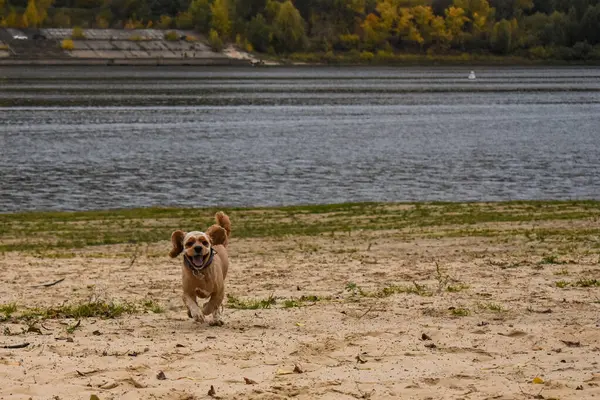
[0,28,263,66]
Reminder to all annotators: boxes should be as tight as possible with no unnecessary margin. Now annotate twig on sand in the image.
[76,369,100,377]
[2,342,30,349]
[32,278,65,288]
[358,306,373,319]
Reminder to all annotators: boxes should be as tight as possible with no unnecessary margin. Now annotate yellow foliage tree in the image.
[361,13,387,49]
[376,0,399,32]
[430,15,453,48]
[210,0,231,39]
[23,0,39,27]
[453,0,493,32]
[445,6,468,37]
[411,5,434,44]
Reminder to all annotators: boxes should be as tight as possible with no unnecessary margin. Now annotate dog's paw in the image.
[189,311,205,323]
[209,319,224,327]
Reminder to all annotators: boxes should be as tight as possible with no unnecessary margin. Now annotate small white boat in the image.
[468,71,476,80]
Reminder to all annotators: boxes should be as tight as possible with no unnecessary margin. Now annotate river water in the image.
[1,66,599,212]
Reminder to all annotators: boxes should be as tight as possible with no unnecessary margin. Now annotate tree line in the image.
[1,0,600,60]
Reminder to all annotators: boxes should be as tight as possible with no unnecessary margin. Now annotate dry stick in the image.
[32,278,65,288]
[358,306,373,319]
[2,342,30,349]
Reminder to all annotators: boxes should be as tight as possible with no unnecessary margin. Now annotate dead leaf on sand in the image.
[99,381,119,390]
[561,340,581,347]
[356,354,367,364]
[498,330,527,338]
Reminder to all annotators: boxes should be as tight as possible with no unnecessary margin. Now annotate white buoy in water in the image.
[468,70,476,80]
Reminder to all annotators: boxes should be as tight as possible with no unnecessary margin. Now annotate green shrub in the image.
[359,51,374,62]
[61,39,75,50]
[71,26,85,39]
[208,29,223,52]
[164,31,179,41]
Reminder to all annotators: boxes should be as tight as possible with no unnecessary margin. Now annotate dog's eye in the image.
[201,240,209,246]
[185,242,194,247]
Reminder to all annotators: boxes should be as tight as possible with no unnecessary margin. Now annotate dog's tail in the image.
[215,211,231,238]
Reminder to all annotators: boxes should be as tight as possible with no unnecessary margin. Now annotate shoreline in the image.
[2,199,600,220]
[2,58,600,67]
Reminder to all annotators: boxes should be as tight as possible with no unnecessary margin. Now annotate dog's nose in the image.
[194,245,203,253]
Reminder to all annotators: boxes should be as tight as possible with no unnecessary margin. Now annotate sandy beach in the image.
[1,202,599,399]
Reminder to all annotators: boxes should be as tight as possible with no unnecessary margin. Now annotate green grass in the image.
[282,295,328,308]
[0,303,18,321]
[539,255,566,265]
[345,281,432,298]
[2,201,600,253]
[554,268,570,276]
[0,299,163,322]
[226,294,276,310]
[574,278,600,287]
[450,308,470,317]
[555,278,599,288]
[447,283,470,293]
[479,302,506,312]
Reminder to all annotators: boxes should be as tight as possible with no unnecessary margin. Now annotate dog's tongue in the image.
[192,255,204,267]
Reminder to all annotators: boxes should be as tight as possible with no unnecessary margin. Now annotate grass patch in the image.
[282,295,327,308]
[539,255,565,265]
[447,283,470,293]
[345,281,432,298]
[450,307,470,317]
[555,278,599,288]
[227,294,276,310]
[0,299,163,321]
[0,303,18,321]
[574,278,600,287]
[554,268,570,276]
[2,201,600,253]
[555,280,570,288]
[479,302,506,312]
[142,299,165,313]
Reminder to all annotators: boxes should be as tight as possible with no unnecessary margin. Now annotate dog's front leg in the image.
[182,290,204,323]
[203,290,225,326]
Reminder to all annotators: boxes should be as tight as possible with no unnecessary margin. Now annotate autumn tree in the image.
[361,13,387,49]
[23,0,39,27]
[210,0,231,38]
[272,0,306,53]
[445,6,468,46]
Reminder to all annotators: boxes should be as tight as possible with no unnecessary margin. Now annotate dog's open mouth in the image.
[191,255,205,267]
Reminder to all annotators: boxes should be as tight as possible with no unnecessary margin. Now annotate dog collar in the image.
[184,248,216,276]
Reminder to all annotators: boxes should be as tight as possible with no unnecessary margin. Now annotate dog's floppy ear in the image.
[206,224,227,246]
[170,230,186,258]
